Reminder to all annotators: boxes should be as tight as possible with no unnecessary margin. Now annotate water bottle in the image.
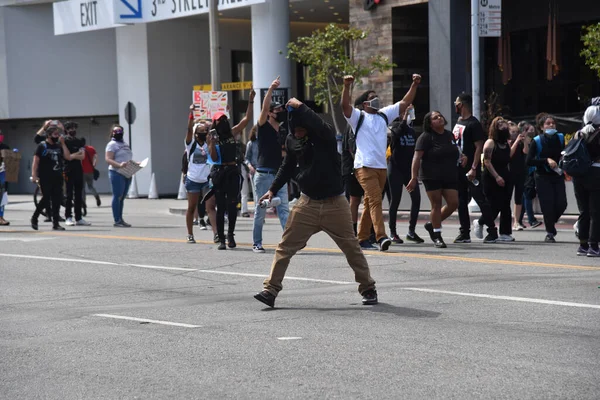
[466,173,479,186]
[260,197,281,209]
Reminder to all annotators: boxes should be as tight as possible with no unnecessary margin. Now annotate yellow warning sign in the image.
[193,81,252,92]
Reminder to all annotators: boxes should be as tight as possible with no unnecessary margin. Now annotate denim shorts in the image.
[185,177,209,193]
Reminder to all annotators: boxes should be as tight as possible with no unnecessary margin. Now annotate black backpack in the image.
[559,129,599,177]
[348,111,389,157]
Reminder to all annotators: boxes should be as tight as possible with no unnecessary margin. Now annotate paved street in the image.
[1,196,599,399]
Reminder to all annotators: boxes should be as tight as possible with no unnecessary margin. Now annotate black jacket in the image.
[270,104,344,200]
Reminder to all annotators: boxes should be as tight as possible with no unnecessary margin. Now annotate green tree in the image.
[287,23,395,133]
[581,23,600,80]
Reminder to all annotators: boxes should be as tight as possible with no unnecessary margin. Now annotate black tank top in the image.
[485,141,511,178]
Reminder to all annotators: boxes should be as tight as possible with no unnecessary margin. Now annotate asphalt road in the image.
[1,196,599,399]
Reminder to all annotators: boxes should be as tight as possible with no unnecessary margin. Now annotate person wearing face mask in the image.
[207,90,255,250]
[482,117,513,242]
[0,131,10,226]
[526,114,567,243]
[252,77,290,254]
[514,121,542,230]
[341,73,422,252]
[387,104,423,244]
[183,105,213,244]
[62,121,90,227]
[105,124,135,227]
[572,105,600,257]
[254,98,378,308]
[452,93,497,244]
[30,121,80,231]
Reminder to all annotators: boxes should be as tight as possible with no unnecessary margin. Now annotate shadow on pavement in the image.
[261,303,441,318]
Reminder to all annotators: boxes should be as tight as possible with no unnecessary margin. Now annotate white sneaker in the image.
[76,219,91,226]
[65,218,75,226]
[472,220,484,239]
[498,234,515,242]
[513,223,525,231]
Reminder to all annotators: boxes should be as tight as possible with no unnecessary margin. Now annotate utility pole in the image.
[471,0,480,120]
[209,0,221,91]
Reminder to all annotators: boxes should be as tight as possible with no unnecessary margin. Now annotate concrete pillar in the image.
[115,24,153,196]
[251,0,290,121]
[428,0,470,125]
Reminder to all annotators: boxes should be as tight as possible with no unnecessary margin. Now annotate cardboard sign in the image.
[192,91,229,120]
[0,150,21,183]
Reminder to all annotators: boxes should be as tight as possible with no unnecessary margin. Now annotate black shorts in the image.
[344,173,364,198]
[422,179,459,192]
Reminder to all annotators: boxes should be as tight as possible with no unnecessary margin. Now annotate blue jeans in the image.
[252,171,289,246]
[109,170,132,223]
[520,193,537,225]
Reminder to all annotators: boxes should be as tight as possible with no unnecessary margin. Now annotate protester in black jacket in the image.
[253,98,378,308]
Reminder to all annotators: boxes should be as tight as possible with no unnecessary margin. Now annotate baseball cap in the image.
[212,112,227,122]
[270,102,283,111]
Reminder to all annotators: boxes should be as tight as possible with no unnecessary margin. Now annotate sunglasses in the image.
[113,129,124,134]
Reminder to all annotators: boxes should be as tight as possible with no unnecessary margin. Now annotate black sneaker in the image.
[43,216,52,223]
[483,233,498,243]
[406,232,425,243]
[31,217,39,231]
[361,289,378,305]
[53,225,66,231]
[577,244,589,256]
[254,290,276,308]
[359,240,376,250]
[378,237,392,252]
[58,216,66,222]
[530,220,543,229]
[545,234,556,243]
[424,222,435,241]
[95,196,101,207]
[199,219,207,230]
[454,232,472,243]
[218,241,226,250]
[390,234,404,244]
[187,235,196,244]
[227,234,236,248]
[213,233,220,244]
[434,237,447,248]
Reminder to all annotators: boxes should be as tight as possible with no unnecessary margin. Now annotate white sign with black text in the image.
[54,0,123,36]
[478,0,501,37]
[113,0,265,24]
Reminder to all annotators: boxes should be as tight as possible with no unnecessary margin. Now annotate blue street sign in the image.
[120,0,142,19]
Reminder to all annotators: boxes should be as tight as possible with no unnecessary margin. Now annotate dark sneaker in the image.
[242,212,250,218]
[587,246,600,258]
[530,220,543,229]
[213,233,220,243]
[192,219,198,226]
[253,245,265,253]
[359,240,376,250]
[577,245,589,256]
[218,241,226,250]
[113,221,131,228]
[361,289,378,305]
[483,233,498,243]
[454,232,472,243]
[390,234,404,244]
[58,216,66,222]
[43,216,52,223]
[544,234,556,243]
[406,232,425,243]
[95,196,101,207]
[199,219,207,230]
[424,222,435,241]
[254,290,276,308]
[378,237,392,252]
[52,225,66,231]
[187,235,196,244]
[227,234,236,248]
[31,217,39,231]
[434,237,447,248]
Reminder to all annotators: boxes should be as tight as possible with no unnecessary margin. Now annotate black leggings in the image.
[387,161,420,234]
[65,171,83,221]
[33,177,63,226]
[483,174,512,235]
[535,173,567,236]
[214,166,241,241]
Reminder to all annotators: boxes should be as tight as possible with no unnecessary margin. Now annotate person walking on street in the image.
[526,114,567,243]
[387,105,424,244]
[207,90,255,250]
[31,121,81,231]
[572,105,600,257]
[513,122,542,230]
[452,93,497,244]
[341,73,421,251]
[408,111,465,248]
[105,125,136,227]
[253,98,378,308]
[62,121,91,227]
[482,117,513,242]
[82,139,101,207]
[252,77,290,253]
[0,131,11,226]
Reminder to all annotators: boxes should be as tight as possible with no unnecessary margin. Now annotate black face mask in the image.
[498,128,510,143]
[113,133,124,141]
[68,131,76,137]
[197,133,207,142]
[50,136,59,144]
[275,111,287,124]
[215,120,232,139]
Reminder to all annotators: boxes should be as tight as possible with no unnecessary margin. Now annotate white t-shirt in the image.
[105,140,133,171]
[345,103,400,169]
[185,140,210,183]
